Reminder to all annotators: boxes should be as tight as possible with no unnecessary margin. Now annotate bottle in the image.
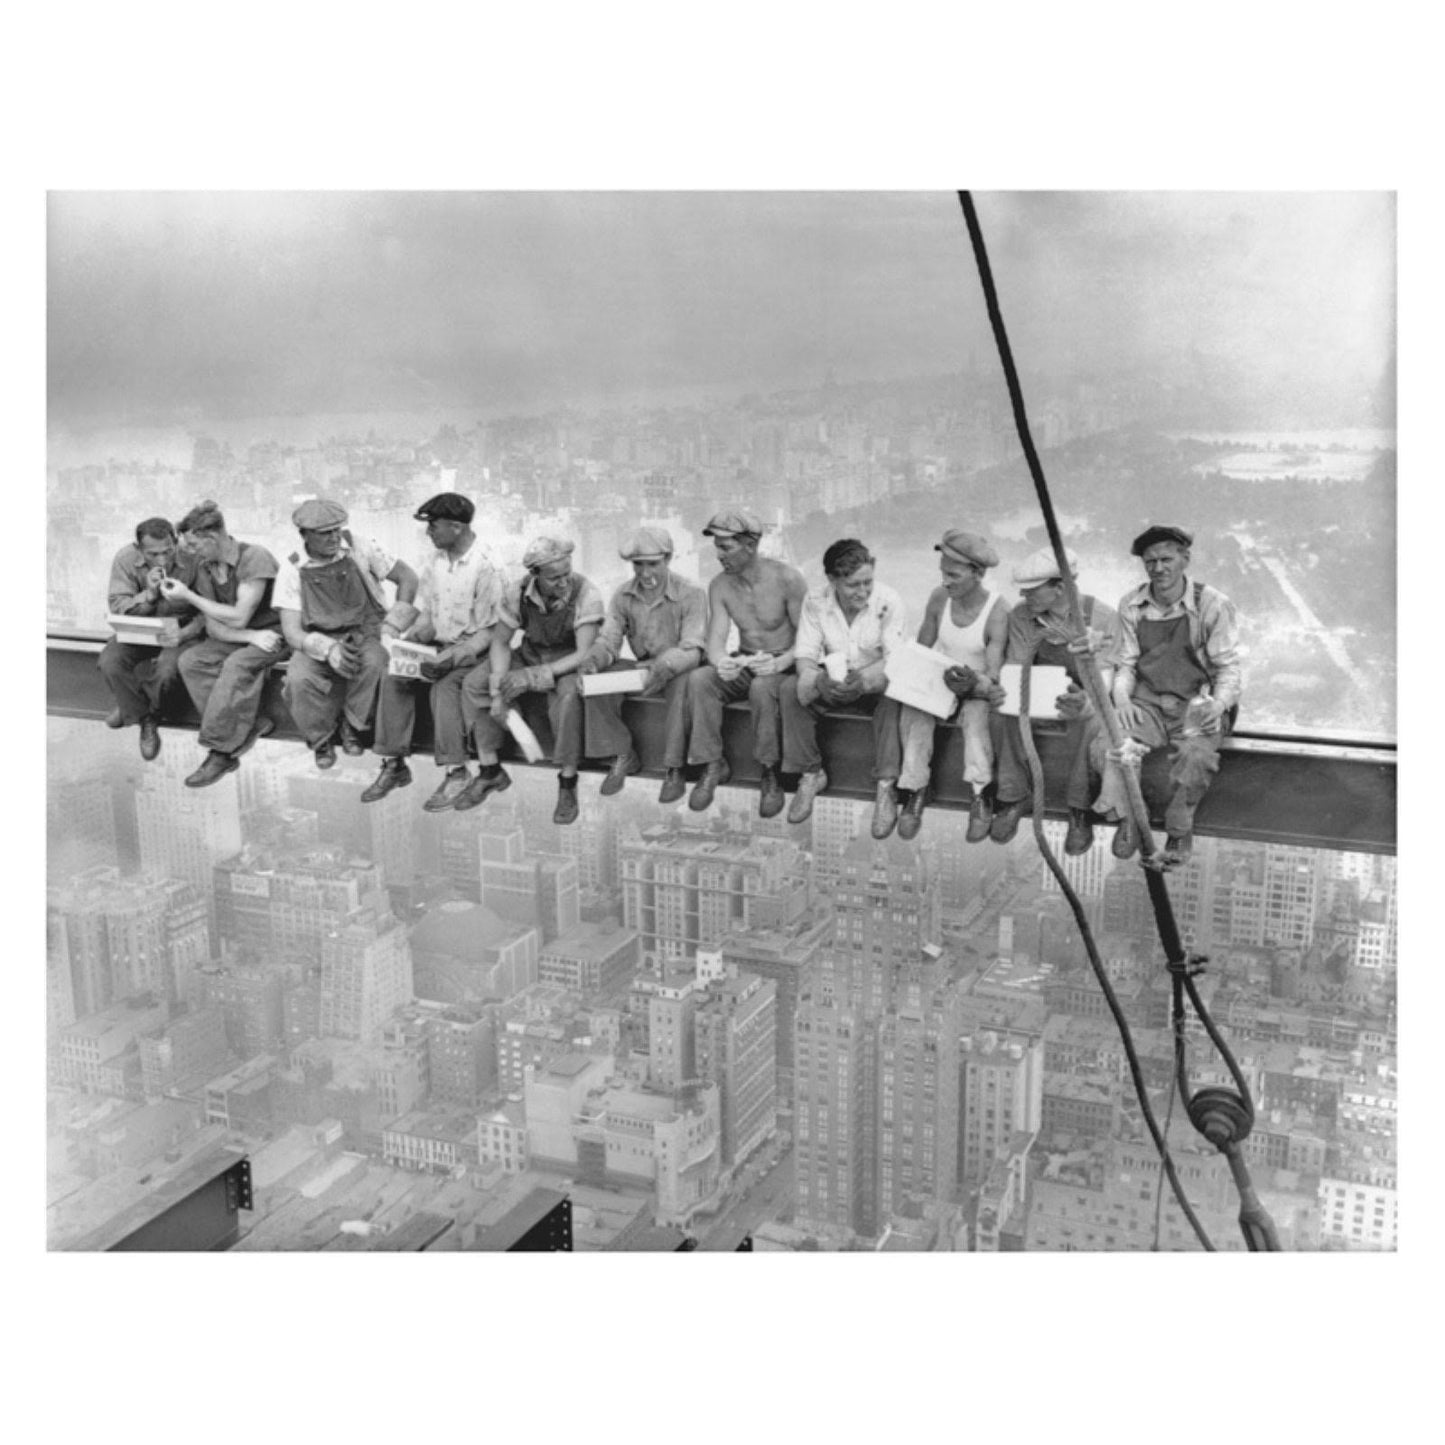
[1181,688,1213,738]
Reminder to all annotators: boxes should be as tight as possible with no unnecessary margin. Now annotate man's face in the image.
[941,557,984,601]
[189,529,225,564]
[713,533,757,573]
[534,558,573,604]
[426,518,468,552]
[631,557,670,592]
[1021,578,1064,617]
[303,525,343,560]
[1142,543,1189,595]
[832,562,875,612]
[139,534,177,573]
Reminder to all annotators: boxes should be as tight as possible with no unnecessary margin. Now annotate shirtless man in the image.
[687,510,807,816]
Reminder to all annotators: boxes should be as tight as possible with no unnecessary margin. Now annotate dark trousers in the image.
[584,663,692,768]
[375,665,475,768]
[780,679,902,780]
[467,663,585,770]
[994,712,1094,810]
[1087,695,1226,837]
[178,638,288,755]
[284,638,389,748]
[98,639,190,725]
[688,666,785,768]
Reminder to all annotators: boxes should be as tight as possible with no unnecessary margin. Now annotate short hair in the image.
[823,539,874,579]
[179,500,225,536]
[134,517,177,548]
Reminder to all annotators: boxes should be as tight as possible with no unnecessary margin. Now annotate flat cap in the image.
[522,534,576,570]
[1131,524,1193,557]
[934,529,999,569]
[702,509,764,540]
[414,492,475,525]
[292,497,349,531]
[619,525,674,561]
[1013,546,1079,590]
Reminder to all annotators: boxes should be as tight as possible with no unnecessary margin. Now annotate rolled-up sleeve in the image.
[590,591,630,669]
[1201,591,1242,710]
[793,597,827,667]
[107,548,151,615]
[1113,598,1142,695]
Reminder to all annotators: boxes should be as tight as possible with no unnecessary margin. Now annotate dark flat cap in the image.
[414,492,475,524]
[1130,524,1194,557]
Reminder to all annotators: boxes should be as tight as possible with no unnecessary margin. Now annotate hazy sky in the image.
[47,191,1395,425]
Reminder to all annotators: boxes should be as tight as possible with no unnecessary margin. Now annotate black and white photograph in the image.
[44,189,1396,1255]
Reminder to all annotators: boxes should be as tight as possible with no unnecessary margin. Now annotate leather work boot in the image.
[658,768,687,805]
[600,753,641,797]
[314,737,338,770]
[554,782,580,825]
[1111,817,1139,860]
[338,719,366,756]
[989,798,1029,844]
[138,716,161,762]
[897,786,929,841]
[453,768,513,813]
[1164,832,1193,866]
[104,708,126,729]
[361,758,412,803]
[966,784,995,843]
[787,768,828,824]
[689,759,731,812]
[423,768,472,813]
[185,750,239,789]
[1064,809,1095,857]
[758,767,786,819]
[871,781,899,840]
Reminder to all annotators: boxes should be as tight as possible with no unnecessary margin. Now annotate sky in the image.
[47,190,1396,428]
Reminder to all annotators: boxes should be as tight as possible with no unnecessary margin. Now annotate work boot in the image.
[554,780,580,825]
[871,781,899,840]
[758,767,785,819]
[184,750,239,789]
[423,767,472,813]
[658,768,687,805]
[314,736,338,770]
[689,759,731,812]
[1164,832,1193,866]
[1064,809,1095,857]
[1111,817,1139,860]
[966,784,995,843]
[453,767,513,813]
[361,758,412,803]
[104,708,126,729]
[897,786,929,841]
[989,798,1030,844]
[788,767,828,824]
[235,716,276,757]
[338,718,366,756]
[138,716,161,762]
[600,752,641,797]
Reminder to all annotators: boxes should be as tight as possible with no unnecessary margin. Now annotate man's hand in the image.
[943,664,979,698]
[249,629,284,654]
[159,578,193,604]
[748,652,780,677]
[157,618,182,649]
[1067,628,1105,658]
[638,664,669,698]
[1195,696,1227,735]
[327,639,362,679]
[981,678,1007,710]
[498,669,530,703]
[1113,695,1143,733]
[576,654,602,677]
[419,650,456,681]
[716,655,746,683]
[1056,685,1091,721]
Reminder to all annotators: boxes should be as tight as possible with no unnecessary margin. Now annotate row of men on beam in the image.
[99,493,1240,860]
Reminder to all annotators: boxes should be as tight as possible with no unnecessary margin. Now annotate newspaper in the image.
[998,663,1072,717]
[883,640,958,719]
[383,637,439,679]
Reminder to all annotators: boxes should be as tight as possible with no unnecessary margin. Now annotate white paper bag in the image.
[999,662,1072,717]
[107,613,168,647]
[580,668,649,697]
[883,640,958,720]
[504,709,546,762]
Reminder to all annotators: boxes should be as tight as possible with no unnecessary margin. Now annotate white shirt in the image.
[414,541,506,649]
[794,581,908,672]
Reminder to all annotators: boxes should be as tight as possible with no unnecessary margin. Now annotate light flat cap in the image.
[523,534,576,570]
[702,509,764,540]
[935,529,999,569]
[292,497,349,531]
[619,526,674,561]
[414,492,475,524]
[1131,524,1193,557]
[1013,546,1080,590]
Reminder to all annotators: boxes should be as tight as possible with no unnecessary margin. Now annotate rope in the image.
[1014,655,1215,1250]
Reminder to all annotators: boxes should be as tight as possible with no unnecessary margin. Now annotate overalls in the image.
[283,549,388,748]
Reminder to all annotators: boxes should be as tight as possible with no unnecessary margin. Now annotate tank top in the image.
[934,593,993,671]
